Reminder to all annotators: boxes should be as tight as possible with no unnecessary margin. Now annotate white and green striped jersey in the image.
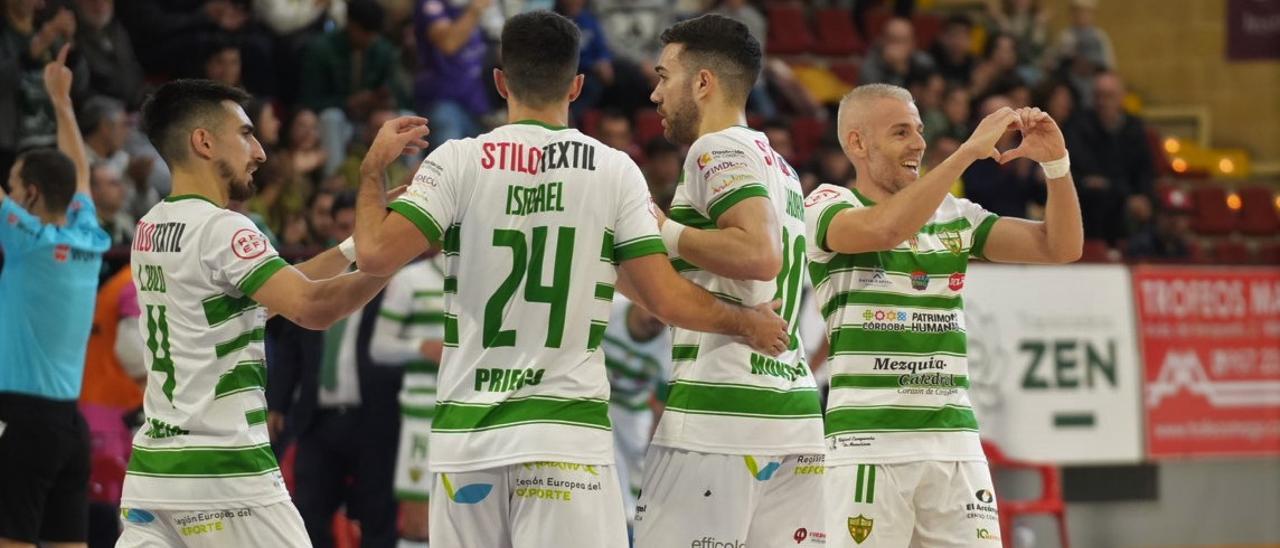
[804,183,999,465]
[121,195,289,509]
[657,126,825,456]
[374,256,448,419]
[388,121,667,473]
[602,296,670,412]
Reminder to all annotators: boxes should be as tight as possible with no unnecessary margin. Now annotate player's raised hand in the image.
[999,107,1067,164]
[740,299,791,357]
[958,106,1020,162]
[361,116,430,174]
[42,44,73,103]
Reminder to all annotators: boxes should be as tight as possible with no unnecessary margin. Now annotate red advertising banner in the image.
[1134,266,1280,458]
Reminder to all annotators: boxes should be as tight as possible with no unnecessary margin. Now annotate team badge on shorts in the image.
[847,515,873,544]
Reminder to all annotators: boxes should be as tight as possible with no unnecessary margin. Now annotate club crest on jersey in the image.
[804,188,841,208]
[940,231,964,255]
[232,229,268,259]
[848,515,873,544]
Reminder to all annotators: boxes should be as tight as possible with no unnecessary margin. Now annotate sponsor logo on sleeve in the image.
[949,272,966,291]
[231,228,268,260]
[804,188,841,208]
[697,152,714,169]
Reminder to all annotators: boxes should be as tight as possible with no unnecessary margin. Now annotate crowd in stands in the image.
[3,0,1272,274]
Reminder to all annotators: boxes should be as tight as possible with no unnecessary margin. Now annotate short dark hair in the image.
[78,96,125,137]
[660,14,762,102]
[16,148,76,213]
[347,0,384,32]
[141,79,251,165]
[332,190,357,217]
[500,11,581,107]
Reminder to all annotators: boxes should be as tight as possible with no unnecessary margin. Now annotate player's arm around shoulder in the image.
[980,107,1083,265]
[664,135,782,281]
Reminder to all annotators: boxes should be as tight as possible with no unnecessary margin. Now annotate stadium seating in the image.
[766,5,815,55]
[813,8,865,56]
[790,116,828,165]
[1190,186,1237,235]
[1080,239,1115,262]
[1238,186,1280,236]
[912,13,943,50]
[634,110,665,148]
[1212,239,1251,264]
[983,441,1070,548]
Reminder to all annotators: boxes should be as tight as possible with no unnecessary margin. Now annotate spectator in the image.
[986,0,1049,74]
[246,96,283,151]
[1128,187,1193,261]
[116,0,277,95]
[594,0,676,113]
[79,95,158,218]
[930,14,976,86]
[642,136,681,210]
[1065,71,1155,245]
[970,32,1023,99]
[921,135,965,197]
[413,0,491,146]
[802,137,855,195]
[305,188,337,247]
[961,94,1043,218]
[1050,0,1114,108]
[88,162,134,245]
[1037,78,1079,125]
[73,0,147,109]
[338,109,413,190]
[557,0,613,118]
[598,109,641,161]
[1,1,89,161]
[859,17,935,88]
[266,191,402,548]
[255,0,345,35]
[302,0,397,177]
[200,37,243,88]
[0,48,108,548]
[250,107,325,236]
[923,84,969,147]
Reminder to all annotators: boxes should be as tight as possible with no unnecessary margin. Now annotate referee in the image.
[0,46,109,548]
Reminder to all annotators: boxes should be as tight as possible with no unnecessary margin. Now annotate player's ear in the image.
[190,127,216,161]
[847,128,866,159]
[494,68,509,100]
[693,68,713,101]
[567,74,585,103]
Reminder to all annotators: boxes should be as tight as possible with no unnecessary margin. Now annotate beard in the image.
[662,96,701,146]
[217,158,258,201]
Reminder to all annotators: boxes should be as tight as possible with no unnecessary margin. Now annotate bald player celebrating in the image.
[804,84,1082,547]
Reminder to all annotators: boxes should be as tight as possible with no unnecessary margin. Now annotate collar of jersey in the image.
[849,186,876,205]
[163,194,220,207]
[509,119,570,131]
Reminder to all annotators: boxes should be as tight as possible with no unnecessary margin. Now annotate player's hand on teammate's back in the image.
[958,106,1020,163]
[42,44,73,102]
[739,299,791,357]
[998,107,1068,164]
[361,116,430,174]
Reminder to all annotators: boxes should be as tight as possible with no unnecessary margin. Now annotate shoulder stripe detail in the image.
[388,200,444,244]
[237,257,287,296]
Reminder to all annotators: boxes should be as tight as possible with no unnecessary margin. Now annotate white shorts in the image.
[395,413,433,501]
[116,501,309,547]
[429,461,629,548]
[634,447,828,548]
[610,404,652,522]
[825,461,1002,548]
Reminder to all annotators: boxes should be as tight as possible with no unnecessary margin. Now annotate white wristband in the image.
[1040,152,1071,180]
[338,237,357,262]
[660,220,686,258]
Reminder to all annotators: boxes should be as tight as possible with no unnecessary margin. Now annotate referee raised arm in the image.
[0,45,110,548]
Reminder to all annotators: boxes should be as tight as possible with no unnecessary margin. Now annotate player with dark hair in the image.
[114,76,426,546]
[352,11,790,548]
[633,14,827,547]
[0,45,109,548]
